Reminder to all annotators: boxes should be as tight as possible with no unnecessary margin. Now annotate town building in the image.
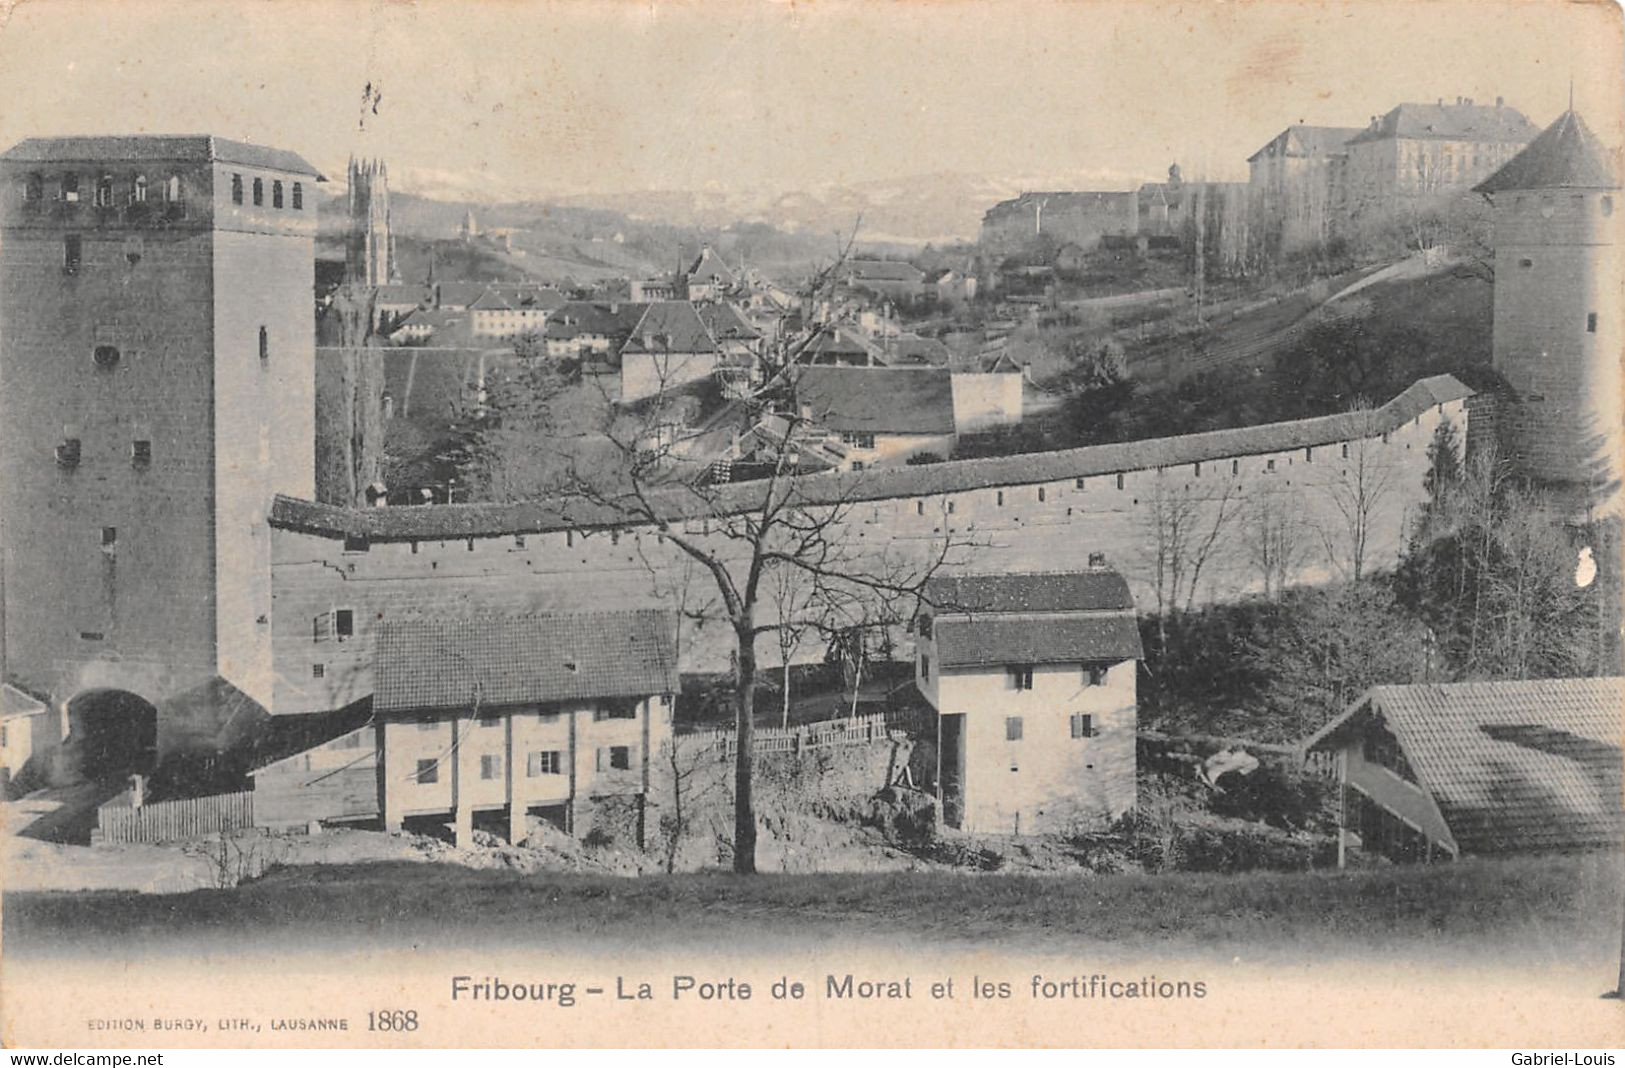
[618,300,723,403]
[345,157,397,286]
[1303,677,1623,864]
[915,567,1143,834]
[370,610,677,846]
[1246,124,1364,253]
[843,259,927,301]
[794,366,958,468]
[1474,108,1623,511]
[467,283,565,340]
[1337,98,1538,225]
[1,685,49,797]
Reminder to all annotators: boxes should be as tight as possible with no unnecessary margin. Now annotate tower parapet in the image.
[1476,110,1623,511]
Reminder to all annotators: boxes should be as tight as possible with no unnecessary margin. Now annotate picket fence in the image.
[683,707,935,758]
[95,788,255,845]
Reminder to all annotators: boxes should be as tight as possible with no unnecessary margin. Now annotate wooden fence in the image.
[682,707,935,758]
[95,789,255,845]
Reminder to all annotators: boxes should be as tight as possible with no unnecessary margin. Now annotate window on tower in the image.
[231,174,243,204]
[258,326,269,364]
[252,177,263,206]
[272,180,283,209]
[131,440,152,469]
[291,182,303,210]
[1587,312,1598,334]
[63,234,81,274]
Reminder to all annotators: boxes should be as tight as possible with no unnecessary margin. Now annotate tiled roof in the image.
[622,301,718,354]
[1346,102,1539,146]
[434,282,492,309]
[373,610,679,714]
[1247,124,1365,163]
[0,135,326,178]
[269,373,1474,542]
[934,614,1144,668]
[803,324,883,363]
[887,335,952,366]
[545,301,647,340]
[686,246,737,286]
[848,260,925,283]
[1474,110,1619,193]
[794,366,956,435]
[698,301,760,342]
[374,283,432,306]
[926,570,1134,614]
[1307,677,1623,855]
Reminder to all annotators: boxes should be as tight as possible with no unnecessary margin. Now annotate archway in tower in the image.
[66,689,158,783]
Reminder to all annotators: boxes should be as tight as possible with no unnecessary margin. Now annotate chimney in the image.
[1087,552,1107,569]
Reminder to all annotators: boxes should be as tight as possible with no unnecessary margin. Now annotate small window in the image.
[915,500,924,516]
[55,438,81,468]
[478,713,501,729]
[24,173,43,201]
[1587,312,1597,333]
[1304,447,1313,463]
[1231,459,1240,476]
[1006,664,1034,691]
[1518,257,1533,268]
[231,174,243,204]
[1341,443,1350,459]
[415,758,439,785]
[93,345,120,368]
[537,709,561,724]
[61,174,79,202]
[258,326,269,363]
[252,177,263,206]
[334,609,354,639]
[272,180,284,209]
[598,745,632,772]
[95,175,114,208]
[101,526,117,549]
[1037,487,1046,502]
[480,754,501,780]
[851,460,866,472]
[946,500,956,514]
[1266,459,1277,473]
[593,702,637,721]
[164,175,181,203]
[514,534,526,549]
[63,234,82,273]
[1005,716,1024,741]
[1193,462,1201,477]
[343,534,370,553]
[292,182,303,210]
[132,175,147,203]
[996,490,1005,507]
[1075,477,1087,490]
[1070,713,1094,739]
[312,663,326,679]
[131,440,151,469]
[1115,473,1125,490]
[920,653,931,680]
[528,750,562,777]
[1086,665,1107,687]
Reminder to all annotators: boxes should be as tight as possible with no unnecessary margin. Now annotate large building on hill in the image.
[1474,108,1623,511]
[1247,124,1364,254]
[1337,98,1539,224]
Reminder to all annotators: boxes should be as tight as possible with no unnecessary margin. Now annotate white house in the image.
[916,566,1143,834]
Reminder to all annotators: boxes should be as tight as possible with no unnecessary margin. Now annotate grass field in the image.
[7,849,1619,967]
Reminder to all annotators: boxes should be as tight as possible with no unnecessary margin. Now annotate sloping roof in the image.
[269,373,1475,543]
[469,288,515,311]
[686,246,737,287]
[848,259,925,283]
[1346,102,1539,146]
[1247,124,1365,163]
[926,571,1134,614]
[1474,110,1620,193]
[373,610,679,714]
[488,284,567,310]
[1307,677,1623,855]
[0,135,326,179]
[545,301,647,340]
[1,683,47,720]
[935,614,1144,668]
[795,366,956,435]
[622,301,718,354]
[434,282,491,308]
[698,301,760,342]
[802,324,884,363]
[887,335,952,366]
[373,283,432,306]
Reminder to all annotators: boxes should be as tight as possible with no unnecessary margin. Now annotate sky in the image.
[0,0,1619,201]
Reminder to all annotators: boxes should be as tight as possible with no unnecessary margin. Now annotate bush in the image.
[1208,764,1338,834]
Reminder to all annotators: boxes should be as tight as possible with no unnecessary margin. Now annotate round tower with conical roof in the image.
[1475,109,1624,509]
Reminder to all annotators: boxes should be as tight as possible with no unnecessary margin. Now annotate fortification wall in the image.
[269,387,1467,716]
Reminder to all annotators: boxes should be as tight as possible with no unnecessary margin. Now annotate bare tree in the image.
[1140,470,1239,650]
[1244,486,1312,598]
[468,235,969,874]
[1314,400,1401,583]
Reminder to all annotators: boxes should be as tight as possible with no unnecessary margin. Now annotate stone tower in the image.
[1476,109,1624,511]
[0,136,322,776]
[345,157,397,286]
